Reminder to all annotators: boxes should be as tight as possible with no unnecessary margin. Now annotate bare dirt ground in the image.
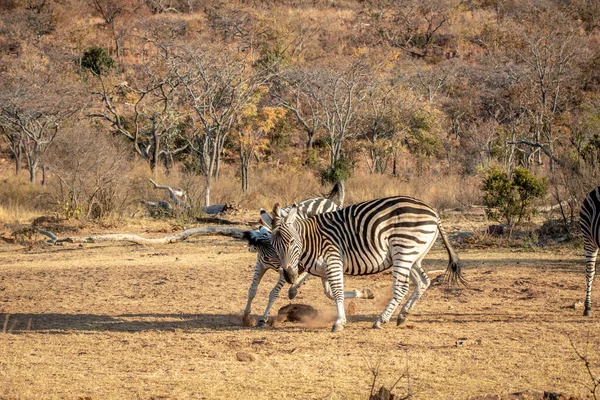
[1,218,599,399]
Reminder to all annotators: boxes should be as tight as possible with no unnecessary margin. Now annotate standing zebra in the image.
[580,186,600,317]
[242,195,373,327]
[266,196,466,332]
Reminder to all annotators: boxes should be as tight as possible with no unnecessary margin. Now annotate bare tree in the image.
[283,60,372,168]
[357,82,419,175]
[513,14,581,169]
[176,45,277,206]
[88,63,187,172]
[0,77,80,184]
[89,0,144,58]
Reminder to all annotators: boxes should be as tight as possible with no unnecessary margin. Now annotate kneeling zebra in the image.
[242,197,373,327]
[266,196,467,332]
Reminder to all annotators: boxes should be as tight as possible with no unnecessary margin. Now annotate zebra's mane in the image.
[242,226,272,248]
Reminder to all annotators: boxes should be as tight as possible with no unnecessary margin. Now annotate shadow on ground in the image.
[0,312,250,334]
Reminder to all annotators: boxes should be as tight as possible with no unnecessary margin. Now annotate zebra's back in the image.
[581,187,600,248]
[306,196,439,276]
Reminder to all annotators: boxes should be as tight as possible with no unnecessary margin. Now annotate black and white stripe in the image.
[580,187,600,317]
[242,197,340,326]
[267,196,466,332]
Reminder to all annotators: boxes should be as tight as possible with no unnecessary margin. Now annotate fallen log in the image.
[35,226,246,245]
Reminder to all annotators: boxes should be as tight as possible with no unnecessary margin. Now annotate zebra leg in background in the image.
[373,253,413,329]
[325,257,347,332]
[287,271,310,300]
[397,261,431,325]
[321,278,375,300]
[257,273,287,327]
[244,263,268,318]
[584,242,598,317]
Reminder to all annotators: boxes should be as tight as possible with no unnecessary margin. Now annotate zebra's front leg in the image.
[243,263,268,325]
[373,261,411,329]
[288,271,310,300]
[257,273,286,327]
[325,261,346,332]
[584,245,598,317]
[397,262,431,325]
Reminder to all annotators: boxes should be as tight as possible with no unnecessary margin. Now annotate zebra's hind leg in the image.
[373,258,412,329]
[584,244,598,317]
[324,258,347,332]
[322,278,375,300]
[397,263,431,325]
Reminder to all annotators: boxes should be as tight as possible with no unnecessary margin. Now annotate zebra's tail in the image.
[437,218,469,288]
[325,181,345,208]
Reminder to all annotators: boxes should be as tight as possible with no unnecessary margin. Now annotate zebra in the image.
[580,186,600,317]
[265,196,467,332]
[242,194,373,327]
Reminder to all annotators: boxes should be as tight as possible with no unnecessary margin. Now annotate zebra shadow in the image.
[0,312,253,334]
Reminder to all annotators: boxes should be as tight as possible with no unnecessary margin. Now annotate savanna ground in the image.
[1,214,599,400]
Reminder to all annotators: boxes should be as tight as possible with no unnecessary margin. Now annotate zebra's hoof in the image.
[256,320,266,328]
[363,288,375,299]
[332,323,344,332]
[288,287,298,300]
[372,320,384,329]
[396,314,407,326]
[584,308,592,317]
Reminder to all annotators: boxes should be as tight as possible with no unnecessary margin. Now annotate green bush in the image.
[481,167,548,227]
[321,158,352,185]
[80,46,116,76]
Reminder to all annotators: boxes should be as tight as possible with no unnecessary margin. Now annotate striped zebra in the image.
[265,196,467,332]
[243,194,373,327]
[580,187,600,317]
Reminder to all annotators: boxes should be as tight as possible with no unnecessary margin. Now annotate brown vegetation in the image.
[1,219,599,399]
[0,0,598,224]
[1,1,600,398]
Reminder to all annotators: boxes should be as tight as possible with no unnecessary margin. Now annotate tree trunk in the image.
[28,161,38,184]
[14,148,21,176]
[338,180,346,209]
[240,150,249,193]
[306,134,314,149]
[204,175,211,207]
[242,163,249,193]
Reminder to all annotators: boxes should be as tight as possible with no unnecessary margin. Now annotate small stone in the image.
[236,352,255,362]
[571,301,584,310]
[345,301,357,316]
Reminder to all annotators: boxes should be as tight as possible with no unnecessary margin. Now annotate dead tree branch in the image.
[35,226,246,245]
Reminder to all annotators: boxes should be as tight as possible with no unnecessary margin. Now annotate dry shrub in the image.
[0,174,47,224]
[194,164,327,211]
[188,164,482,213]
[46,128,139,221]
[346,170,481,211]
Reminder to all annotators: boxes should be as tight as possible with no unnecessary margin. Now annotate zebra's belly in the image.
[343,254,393,276]
[304,249,394,277]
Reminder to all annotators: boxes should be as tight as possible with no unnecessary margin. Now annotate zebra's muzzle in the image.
[282,268,298,285]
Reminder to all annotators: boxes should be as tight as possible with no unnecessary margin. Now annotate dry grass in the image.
[0,215,599,399]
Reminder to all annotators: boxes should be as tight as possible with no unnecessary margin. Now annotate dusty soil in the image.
[1,220,599,399]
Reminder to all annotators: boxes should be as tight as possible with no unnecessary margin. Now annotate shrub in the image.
[80,46,116,76]
[481,167,548,227]
[321,158,353,185]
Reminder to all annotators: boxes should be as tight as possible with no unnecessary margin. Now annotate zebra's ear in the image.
[284,203,299,225]
[260,208,272,228]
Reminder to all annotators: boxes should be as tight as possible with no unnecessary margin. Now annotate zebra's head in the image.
[242,226,281,271]
[269,203,302,284]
